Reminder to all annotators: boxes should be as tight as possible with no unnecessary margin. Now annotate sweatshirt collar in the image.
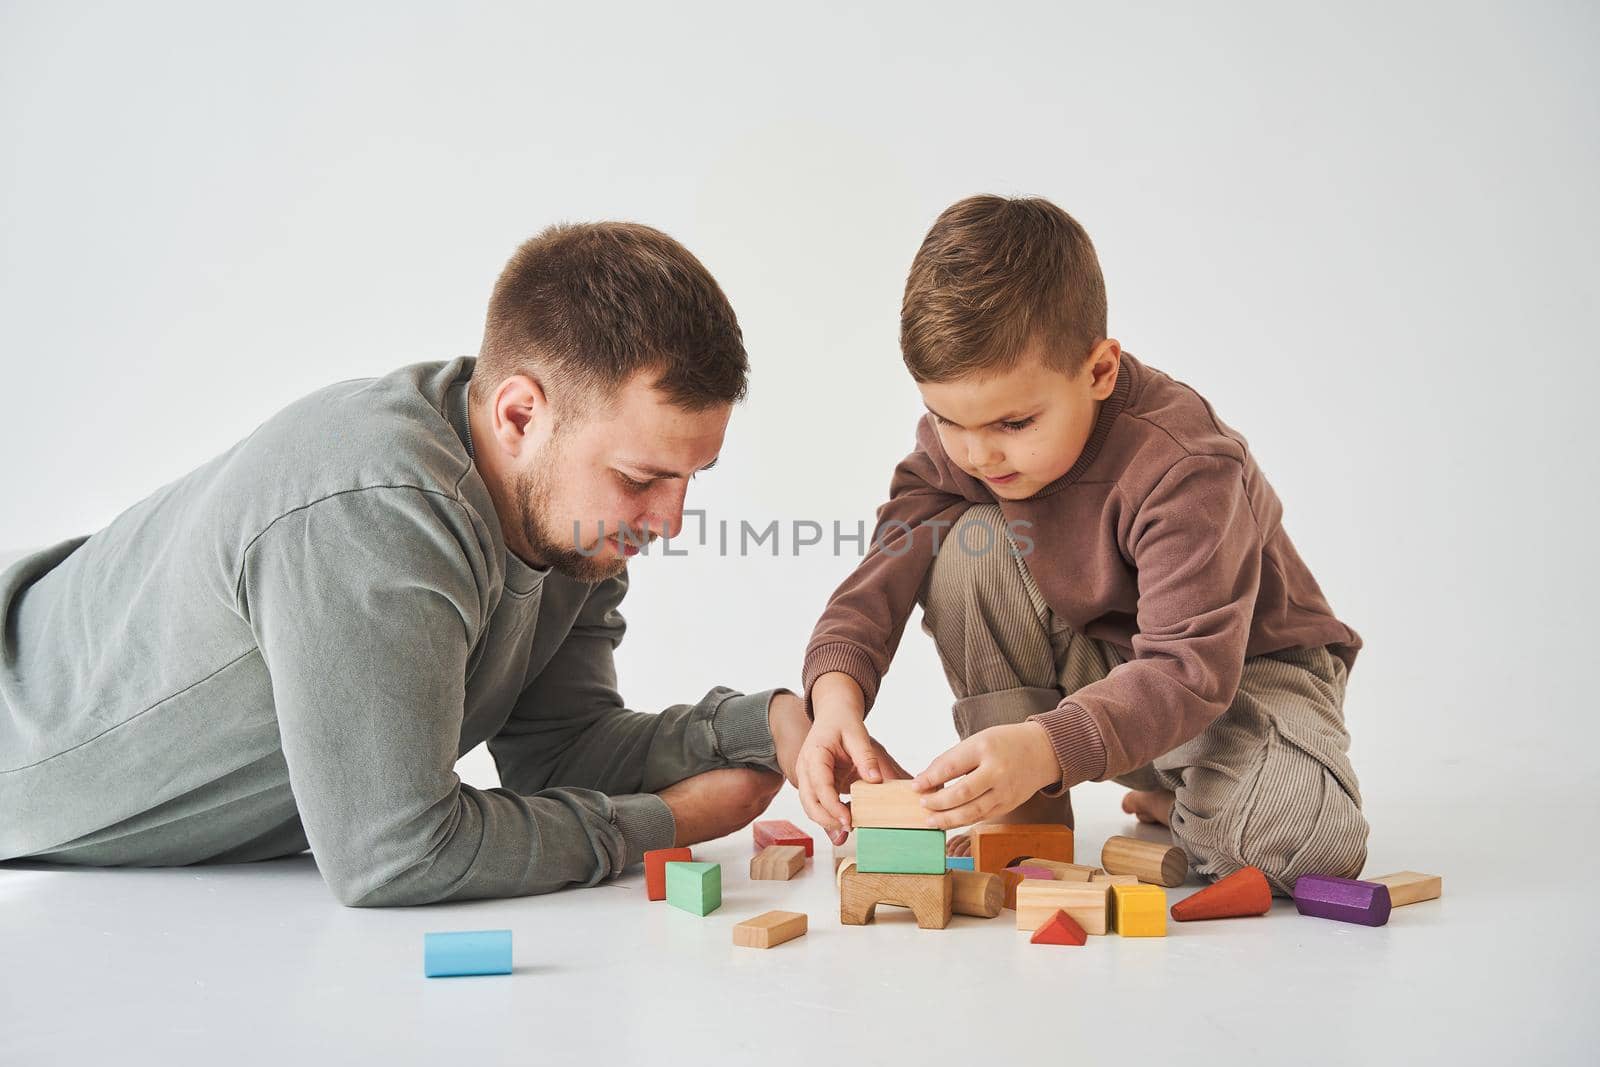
[1031,353,1137,498]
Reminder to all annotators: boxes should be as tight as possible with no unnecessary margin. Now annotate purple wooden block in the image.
[1293,874,1392,926]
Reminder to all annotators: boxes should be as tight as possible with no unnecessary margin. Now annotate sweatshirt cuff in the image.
[1027,700,1109,796]
[611,793,677,868]
[712,687,784,769]
[801,643,882,718]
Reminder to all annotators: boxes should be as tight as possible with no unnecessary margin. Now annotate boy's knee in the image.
[1180,763,1369,896]
[920,505,1020,629]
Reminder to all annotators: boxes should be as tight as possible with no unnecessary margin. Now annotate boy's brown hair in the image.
[474,221,747,416]
[901,195,1107,382]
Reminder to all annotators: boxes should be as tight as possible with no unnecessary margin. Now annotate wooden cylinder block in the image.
[1100,835,1187,887]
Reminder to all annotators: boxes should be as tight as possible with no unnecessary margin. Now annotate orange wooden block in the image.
[970,823,1075,876]
[1031,908,1087,946]
[1171,866,1273,921]
[644,847,692,901]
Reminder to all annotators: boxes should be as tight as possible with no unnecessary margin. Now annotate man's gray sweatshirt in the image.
[0,357,781,906]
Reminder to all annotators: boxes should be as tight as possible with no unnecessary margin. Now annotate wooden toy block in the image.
[424,930,513,978]
[848,780,930,829]
[1001,865,1055,910]
[733,910,808,949]
[1112,883,1168,937]
[1091,872,1140,886]
[1371,871,1442,908]
[1020,858,1096,881]
[1015,881,1110,936]
[1171,866,1272,921]
[836,857,856,890]
[753,819,814,857]
[644,847,692,901]
[856,827,947,875]
[945,855,975,871]
[840,869,952,929]
[1101,835,1187,887]
[665,861,722,916]
[950,869,1003,918]
[751,844,806,881]
[1293,874,1391,926]
[1031,909,1087,946]
[970,823,1075,875]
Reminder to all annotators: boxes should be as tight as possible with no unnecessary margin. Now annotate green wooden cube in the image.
[665,861,722,916]
[855,827,947,875]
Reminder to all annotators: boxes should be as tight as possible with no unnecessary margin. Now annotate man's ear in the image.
[488,372,553,457]
[1086,339,1122,399]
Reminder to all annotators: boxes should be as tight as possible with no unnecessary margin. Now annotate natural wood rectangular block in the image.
[751,844,806,880]
[1091,872,1140,886]
[1015,881,1110,936]
[733,910,808,949]
[1022,858,1097,882]
[849,780,930,829]
[1372,871,1442,907]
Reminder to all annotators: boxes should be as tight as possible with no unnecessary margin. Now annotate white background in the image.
[6,0,1587,806]
[3,4,1596,1063]
[2,1,1595,872]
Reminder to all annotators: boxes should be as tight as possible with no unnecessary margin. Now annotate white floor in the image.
[2,785,1592,1066]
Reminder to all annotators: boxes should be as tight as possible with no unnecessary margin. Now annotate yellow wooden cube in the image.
[1112,883,1168,937]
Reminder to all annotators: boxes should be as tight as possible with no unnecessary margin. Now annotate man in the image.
[0,221,897,906]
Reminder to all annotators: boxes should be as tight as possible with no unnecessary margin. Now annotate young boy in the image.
[796,195,1366,893]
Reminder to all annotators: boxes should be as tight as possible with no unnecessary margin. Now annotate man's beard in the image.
[513,455,628,584]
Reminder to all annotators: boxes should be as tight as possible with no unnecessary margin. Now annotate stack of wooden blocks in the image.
[839,781,954,929]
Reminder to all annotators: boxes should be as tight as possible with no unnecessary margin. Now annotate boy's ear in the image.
[1086,339,1122,399]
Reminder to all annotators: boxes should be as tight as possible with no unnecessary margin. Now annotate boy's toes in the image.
[1121,788,1176,826]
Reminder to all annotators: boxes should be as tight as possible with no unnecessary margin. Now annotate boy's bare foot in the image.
[1121,788,1176,827]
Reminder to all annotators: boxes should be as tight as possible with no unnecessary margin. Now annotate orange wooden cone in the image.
[1031,908,1087,946]
[1171,866,1272,921]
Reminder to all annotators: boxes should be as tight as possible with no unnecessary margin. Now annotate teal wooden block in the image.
[856,827,947,874]
[945,855,975,871]
[665,861,722,916]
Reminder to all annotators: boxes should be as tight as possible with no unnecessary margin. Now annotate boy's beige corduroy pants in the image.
[917,505,1369,895]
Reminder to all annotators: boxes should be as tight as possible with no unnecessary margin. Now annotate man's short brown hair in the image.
[473,221,747,415]
[901,195,1107,383]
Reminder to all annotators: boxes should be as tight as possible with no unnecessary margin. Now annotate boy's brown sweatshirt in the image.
[801,352,1361,792]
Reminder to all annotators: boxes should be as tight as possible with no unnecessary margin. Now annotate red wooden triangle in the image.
[1030,908,1087,946]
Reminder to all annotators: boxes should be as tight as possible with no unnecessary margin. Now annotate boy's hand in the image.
[797,673,910,845]
[912,722,1063,830]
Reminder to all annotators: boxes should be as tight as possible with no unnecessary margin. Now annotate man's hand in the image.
[796,673,911,846]
[657,767,783,848]
[768,690,811,788]
[912,722,1062,830]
